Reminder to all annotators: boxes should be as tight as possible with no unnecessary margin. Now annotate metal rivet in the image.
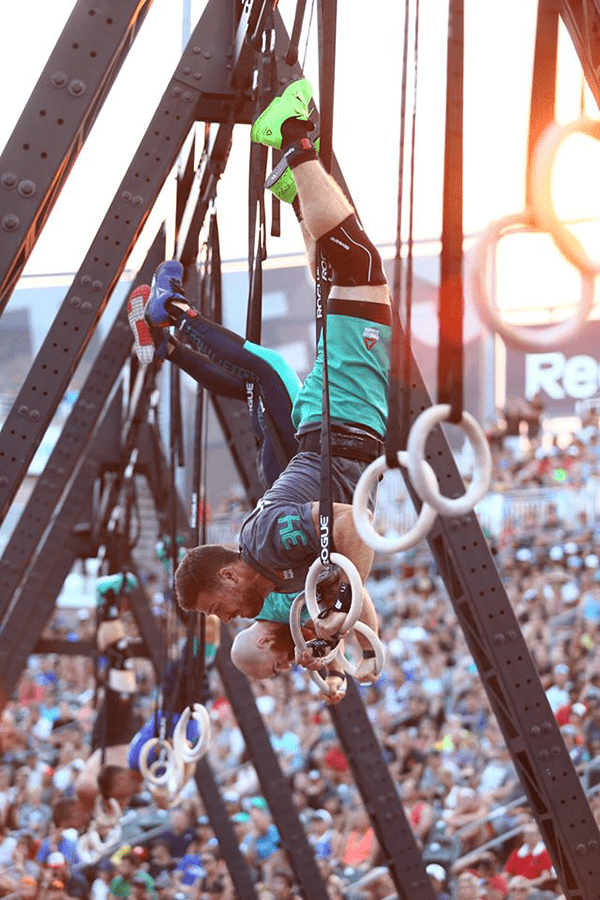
[172,86,181,97]
[539,749,549,760]
[588,839,597,851]
[507,630,516,640]
[68,79,86,97]
[18,180,36,198]
[0,476,7,487]
[51,71,68,88]
[193,46,201,53]
[1,213,20,231]
[28,410,40,421]
[69,296,81,308]
[81,301,92,312]
[1,172,18,190]
[182,66,191,74]
[18,405,28,416]
[576,843,587,855]
[494,633,505,645]
[132,195,143,207]
[550,746,561,757]
[80,275,91,286]
[91,280,102,292]
[121,191,132,202]
[541,721,552,733]
[203,51,211,58]
[182,91,192,102]
[530,725,541,737]
[194,72,202,80]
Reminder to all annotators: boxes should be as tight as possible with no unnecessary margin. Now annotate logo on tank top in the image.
[362,326,380,350]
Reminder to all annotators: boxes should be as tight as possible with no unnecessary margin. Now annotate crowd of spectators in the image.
[2,411,600,899]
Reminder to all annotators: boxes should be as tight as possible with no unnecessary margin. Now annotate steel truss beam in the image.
[396,329,600,898]
[0,240,164,618]
[0,0,258,526]
[0,0,155,311]
[216,627,329,900]
[4,2,600,897]
[328,679,437,899]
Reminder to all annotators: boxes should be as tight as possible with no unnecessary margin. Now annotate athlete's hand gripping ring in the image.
[352,450,438,553]
[304,552,363,635]
[470,209,595,352]
[289,592,340,668]
[92,795,121,829]
[532,116,600,277]
[336,621,385,681]
[138,736,178,786]
[173,704,211,763]
[86,820,122,855]
[310,669,347,701]
[407,404,492,517]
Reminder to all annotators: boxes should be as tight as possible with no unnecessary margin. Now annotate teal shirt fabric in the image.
[256,591,310,625]
[291,313,390,436]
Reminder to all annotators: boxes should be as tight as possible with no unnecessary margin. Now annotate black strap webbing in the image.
[285,0,309,65]
[386,0,416,469]
[316,0,337,568]
[436,0,464,424]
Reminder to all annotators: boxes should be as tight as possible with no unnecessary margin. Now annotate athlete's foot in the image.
[127,285,169,364]
[266,134,320,204]
[251,79,314,150]
[145,260,193,327]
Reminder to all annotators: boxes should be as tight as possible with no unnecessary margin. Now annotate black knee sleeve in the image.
[317,214,387,287]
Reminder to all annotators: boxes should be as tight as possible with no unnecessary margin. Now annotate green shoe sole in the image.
[251,78,313,150]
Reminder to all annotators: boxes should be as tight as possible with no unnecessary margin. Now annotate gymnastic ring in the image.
[87,821,122,854]
[92,795,121,828]
[173,703,211,762]
[470,209,595,352]
[138,737,177,786]
[532,116,600,276]
[310,669,347,700]
[290,592,341,667]
[304,552,363,635]
[407,404,492,517]
[336,621,385,681]
[352,451,438,553]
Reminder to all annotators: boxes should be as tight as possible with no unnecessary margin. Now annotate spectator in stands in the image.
[333,807,378,875]
[400,777,436,848]
[456,871,481,900]
[159,807,197,859]
[503,823,553,888]
[90,860,115,900]
[196,848,233,899]
[426,863,451,900]
[507,875,532,899]
[545,664,571,713]
[240,797,282,882]
[442,786,492,854]
[270,869,302,900]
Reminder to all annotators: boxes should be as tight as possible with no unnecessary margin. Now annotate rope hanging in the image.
[385,0,419,470]
[436,0,465,425]
[247,11,276,345]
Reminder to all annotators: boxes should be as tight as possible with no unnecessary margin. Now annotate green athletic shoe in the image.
[251,78,313,150]
[266,137,320,204]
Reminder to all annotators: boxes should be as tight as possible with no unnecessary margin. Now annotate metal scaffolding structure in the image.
[1,2,600,897]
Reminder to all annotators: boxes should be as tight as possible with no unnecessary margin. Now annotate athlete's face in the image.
[195,580,264,623]
[256,629,295,679]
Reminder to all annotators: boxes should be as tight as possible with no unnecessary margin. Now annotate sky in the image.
[1,1,600,322]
